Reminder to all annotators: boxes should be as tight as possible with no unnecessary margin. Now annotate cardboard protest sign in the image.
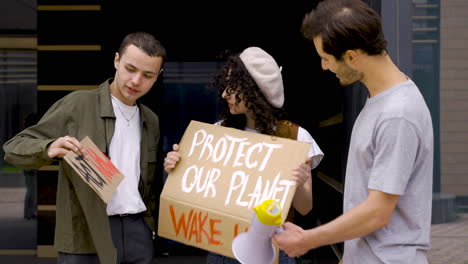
[64,136,124,203]
[158,121,310,258]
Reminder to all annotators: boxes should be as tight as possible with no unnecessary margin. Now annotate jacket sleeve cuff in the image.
[41,139,60,161]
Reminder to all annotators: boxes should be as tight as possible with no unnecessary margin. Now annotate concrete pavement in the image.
[1,214,468,263]
[428,213,468,264]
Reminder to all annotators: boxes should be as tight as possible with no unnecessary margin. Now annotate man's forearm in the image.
[304,191,399,249]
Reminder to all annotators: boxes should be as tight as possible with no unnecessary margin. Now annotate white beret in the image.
[239,47,284,108]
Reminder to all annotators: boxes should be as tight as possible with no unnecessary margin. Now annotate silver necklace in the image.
[112,97,138,126]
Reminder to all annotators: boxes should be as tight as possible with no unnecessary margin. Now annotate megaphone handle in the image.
[275,227,304,264]
[275,226,284,234]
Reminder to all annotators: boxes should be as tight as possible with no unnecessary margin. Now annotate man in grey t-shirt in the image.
[274,0,433,263]
[342,79,433,263]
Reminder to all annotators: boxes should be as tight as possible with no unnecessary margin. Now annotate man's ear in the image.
[114,52,120,69]
[344,49,361,67]
[344,50,356,64]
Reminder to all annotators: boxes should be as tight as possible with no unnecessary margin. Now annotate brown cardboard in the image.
[64,136,124,203]
[158,121,310,259]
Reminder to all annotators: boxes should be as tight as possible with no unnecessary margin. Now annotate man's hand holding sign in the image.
[63,136,124,203]
[158,121,311,260]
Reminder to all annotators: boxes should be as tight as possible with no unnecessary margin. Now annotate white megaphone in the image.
[232,199,283,264]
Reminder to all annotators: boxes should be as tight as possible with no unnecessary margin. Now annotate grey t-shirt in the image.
[343,79,433,263]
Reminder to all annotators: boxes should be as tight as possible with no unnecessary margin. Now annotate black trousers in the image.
[58,213,154,264]
[58,252,100,264]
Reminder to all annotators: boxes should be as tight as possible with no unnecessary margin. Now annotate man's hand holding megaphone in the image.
[273,222,313,258]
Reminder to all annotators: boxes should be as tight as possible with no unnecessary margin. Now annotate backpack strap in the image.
[275,120,299,140]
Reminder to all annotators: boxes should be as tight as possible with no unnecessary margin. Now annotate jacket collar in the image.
[99,79,116,118]
[99,79,148,126]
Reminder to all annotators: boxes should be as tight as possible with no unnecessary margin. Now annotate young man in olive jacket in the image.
[3,32,165,264]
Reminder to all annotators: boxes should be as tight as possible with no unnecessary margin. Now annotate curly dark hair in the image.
[211,53,286,135]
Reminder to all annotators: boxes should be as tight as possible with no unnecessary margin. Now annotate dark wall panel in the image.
[38,51,105,85]
[38,11,103,45]
[37,211,56,245]
[37,171,58,206]
[40,0,99,4]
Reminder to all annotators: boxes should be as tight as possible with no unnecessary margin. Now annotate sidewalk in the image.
[1,214,468,264]
[428,213,468,264]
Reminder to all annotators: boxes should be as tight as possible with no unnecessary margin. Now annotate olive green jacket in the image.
[3,80,161,264]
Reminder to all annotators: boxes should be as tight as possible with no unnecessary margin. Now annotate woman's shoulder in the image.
[297,126,312,139]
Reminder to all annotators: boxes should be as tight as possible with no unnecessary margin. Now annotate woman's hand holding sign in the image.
[292,157,312,187]
[164,144,181,173]
[291,157,313,215]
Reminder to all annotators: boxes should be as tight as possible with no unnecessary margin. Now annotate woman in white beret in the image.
[164,47,324,264]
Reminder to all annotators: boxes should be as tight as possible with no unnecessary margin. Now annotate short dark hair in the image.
[118,32,166,64]
[302,0,387,60]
